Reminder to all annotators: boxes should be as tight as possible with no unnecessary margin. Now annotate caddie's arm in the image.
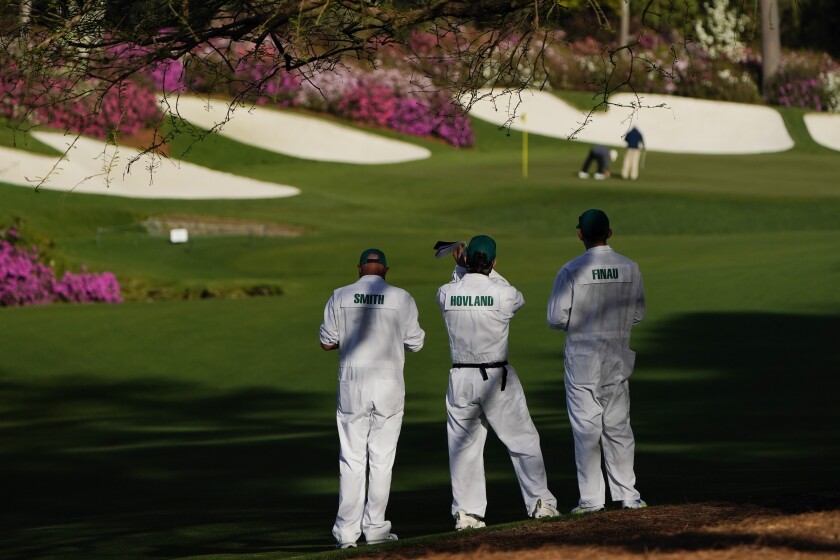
[450,244,468,282]
[633,269,646,325]
[319,294,340,351]
[546,268,573,331]
[509,287,525,316]
[403,296,425,352]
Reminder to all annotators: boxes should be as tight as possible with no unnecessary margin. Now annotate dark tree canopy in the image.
[4,1,667,110]
[4,0,832,161]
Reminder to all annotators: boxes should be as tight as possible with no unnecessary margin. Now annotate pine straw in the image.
[357,496,840,560]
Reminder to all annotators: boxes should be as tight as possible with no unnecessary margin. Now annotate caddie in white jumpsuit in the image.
[320,248,425,548]
[437,235,558,530]
[546,209,647,514]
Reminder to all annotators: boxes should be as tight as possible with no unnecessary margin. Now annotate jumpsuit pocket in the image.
[566,340,636,385]
[447,369,477,408]
[618,347,636,381]
[565,345,599,386]
[337,381,362,414]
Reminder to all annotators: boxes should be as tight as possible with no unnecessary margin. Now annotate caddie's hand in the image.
[452,244,465,266]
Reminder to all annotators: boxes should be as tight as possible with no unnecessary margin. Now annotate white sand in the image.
[164,96,432,164]
[467,89,795,154]
[0,132,300,199]
[803,113,840,151]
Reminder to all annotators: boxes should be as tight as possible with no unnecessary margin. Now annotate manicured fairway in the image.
[1,106,839,559]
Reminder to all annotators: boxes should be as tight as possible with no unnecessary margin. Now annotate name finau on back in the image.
[582,265,631,284]
[592,268,619,280]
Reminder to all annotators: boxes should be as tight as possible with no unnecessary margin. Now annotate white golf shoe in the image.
[622,498,648,509]
[454,511,486,531]
[367,533,398,545]
[594,173,606,180]
[571,502,605,515]
[531,499,560,519]
[577,171,590,179]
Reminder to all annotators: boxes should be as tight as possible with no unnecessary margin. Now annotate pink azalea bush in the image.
[54,269,123,304]
[106,42,188,94]
[0,53,163,140]
[0,227,122,307]
[290,66,474,146]
[186,42,475,146]
[31,79,162,139]
[764,51,840,112]
[0,229,56,307]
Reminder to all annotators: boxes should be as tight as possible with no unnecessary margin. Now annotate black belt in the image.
[452,361,509,391]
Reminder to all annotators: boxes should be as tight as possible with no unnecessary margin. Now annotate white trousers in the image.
[447,365,556,517]
[332,377,404,545]
[565,376,640,506]
[622,148,642,180]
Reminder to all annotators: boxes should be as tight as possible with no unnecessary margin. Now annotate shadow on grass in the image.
[0,376,508,559]
[628,311,840,504]
[2,311,838,559]
[0,377,341,559]
[524,311,840,507]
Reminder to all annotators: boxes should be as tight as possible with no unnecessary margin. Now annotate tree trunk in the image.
[761,0,781,94]
[620,0,630,52]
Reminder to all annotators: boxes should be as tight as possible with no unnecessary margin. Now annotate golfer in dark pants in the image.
[578,146,618,180]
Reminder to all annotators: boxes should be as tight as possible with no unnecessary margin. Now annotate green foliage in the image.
[779,0,840,59]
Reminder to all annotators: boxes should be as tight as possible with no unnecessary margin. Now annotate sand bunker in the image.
[803,113,840,151]
[2,94,833,201]
[467,89,795,154]
[0,132,300,200]
[164,96,432,164]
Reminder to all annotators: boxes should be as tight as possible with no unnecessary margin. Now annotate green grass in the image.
[1,102,839,559]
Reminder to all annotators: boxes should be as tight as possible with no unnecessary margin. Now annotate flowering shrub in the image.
[183,42,476,146]
[694,0,750,62]
[32,79,162,139]
[294,66,475,146]
[0,227,122,307]
[542,33,762,105]
[0,62,30,122]
[765,51,840,112]
[54,269,123,304]
[106,43,187,94]
[0,53,164,140]
[0,228,56,307]
[824,71,840,113]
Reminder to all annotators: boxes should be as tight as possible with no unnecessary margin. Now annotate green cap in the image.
[466,235,496,264]
[359,248,387,267]
[577,209,610,238]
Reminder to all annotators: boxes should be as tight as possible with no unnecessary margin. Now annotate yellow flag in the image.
[522,113,528,179]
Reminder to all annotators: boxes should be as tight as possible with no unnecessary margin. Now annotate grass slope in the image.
[0,104,839,559]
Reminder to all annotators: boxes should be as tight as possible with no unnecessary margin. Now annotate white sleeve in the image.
[633,267,646,325]
[511,287,525,315]
[436,285,448,311]
[319,293,340,346]
[402,295,425,352]
[547,268,573,331]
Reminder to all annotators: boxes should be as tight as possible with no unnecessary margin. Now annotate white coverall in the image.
[546,245,645,507]
[438,269,557,518]
[320,274,425,546]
